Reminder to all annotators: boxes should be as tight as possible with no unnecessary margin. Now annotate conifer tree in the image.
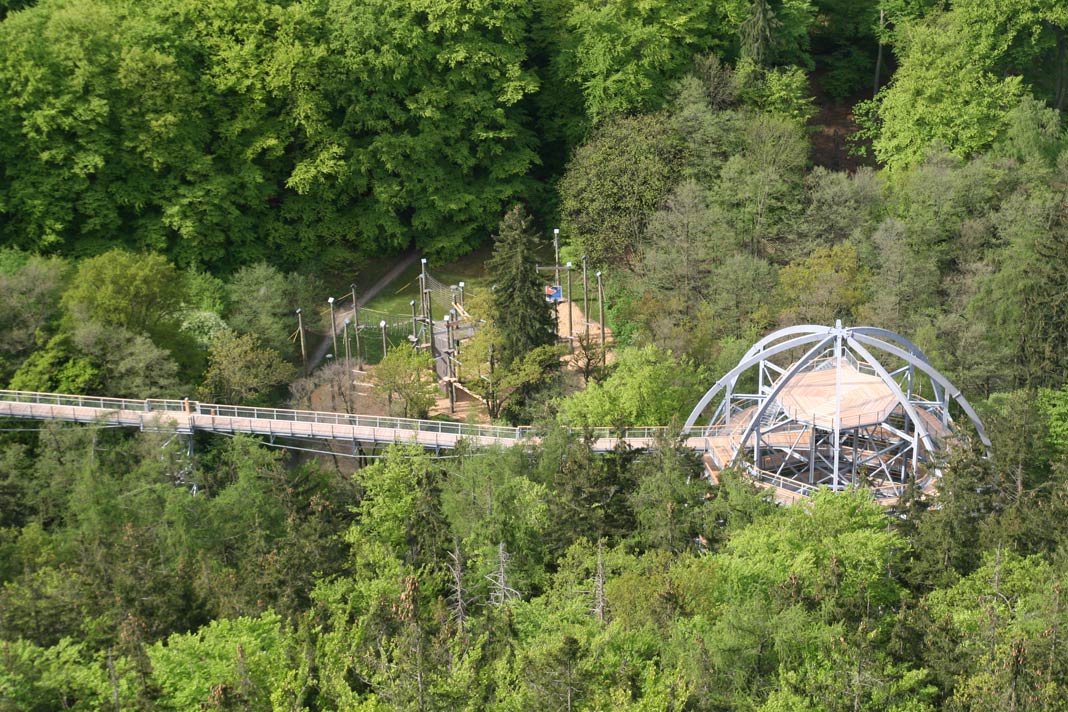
[488,205,555,367]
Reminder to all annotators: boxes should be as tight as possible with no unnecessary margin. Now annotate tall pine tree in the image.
[488,205,555,366]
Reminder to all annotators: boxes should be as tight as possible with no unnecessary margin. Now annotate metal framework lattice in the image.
[683,322,989,503]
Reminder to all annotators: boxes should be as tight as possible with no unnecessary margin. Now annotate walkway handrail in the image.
[0,389,736,444]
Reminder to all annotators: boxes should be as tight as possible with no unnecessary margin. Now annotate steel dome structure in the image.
[684,322,989,504]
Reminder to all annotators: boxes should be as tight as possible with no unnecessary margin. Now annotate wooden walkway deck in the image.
[0,390,722,454]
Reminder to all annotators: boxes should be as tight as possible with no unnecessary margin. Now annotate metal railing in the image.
[0,390,529,442]
[0,389,721,445]
[0,389,925,500]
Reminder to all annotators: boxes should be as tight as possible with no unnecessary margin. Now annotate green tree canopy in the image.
[0,0,540,267]
[59,249,184,344]
[370,345,437,419]
[198,331,294,405]
[558,345,707,428]
[559,113,684,268]
[488,205,556,367]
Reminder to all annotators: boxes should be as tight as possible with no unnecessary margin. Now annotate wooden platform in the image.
[778,362,900,430]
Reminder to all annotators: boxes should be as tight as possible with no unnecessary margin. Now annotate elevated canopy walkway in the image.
[0,389,721,454]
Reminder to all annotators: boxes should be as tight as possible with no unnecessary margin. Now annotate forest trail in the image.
[556,300,616,365]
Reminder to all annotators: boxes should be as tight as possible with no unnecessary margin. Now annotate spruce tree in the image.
[488,205,555,366]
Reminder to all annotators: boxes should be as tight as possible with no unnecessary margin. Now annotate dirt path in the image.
[556,300,616,366]
[308,251,421,371]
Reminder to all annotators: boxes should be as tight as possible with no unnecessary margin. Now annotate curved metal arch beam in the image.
[846,337,936,458]
[741,324,831,362]
[850,327,929,362]
[850,326,943,402]
[851,333,992,449]
[730,335,836,466]
[683,332,831,432]
[739,324,943,397]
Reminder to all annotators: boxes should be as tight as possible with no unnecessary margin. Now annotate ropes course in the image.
[314,260,471,371]
[312,256,601,417]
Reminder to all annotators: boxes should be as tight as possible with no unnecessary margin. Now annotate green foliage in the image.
[926,550,1068,711]
[563,0,727,122]
[735,0,818,68]
[809,0,881,100]
[353,445,444,565]
[735,58,816,124]
[370,345,437,419]
[8,333,101,394]
[8,322,184,398]
[459,289,561,422]
[559,113,684,268]
[628,433,711,552]
[442,445,550,594]
[150,612,289,711]
[5,2,1068,710]
[857,13,1027,169]
[60,249,184,345]
[224,263,300,358]
[0,638,110,711]
[559,345,707,428]
[487,205,555,367]
[974,183,1068,389]
[711,112,808,258]
[1039,387,1068,455]
[199,331,294,405]
[0,254,67,378]
[0,0,539,267]
[775,242,872,325]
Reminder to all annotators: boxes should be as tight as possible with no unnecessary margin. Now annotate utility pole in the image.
[350,283,362,371]
[327,296,338,358]
[444,315,452,379]
[458,281,465,310]
[342,319,352,408]
[343,319,352,369]
[379,320,388,359]
[566,261,573,348]
[449,309,458,351]
[444,314,455,413]
[420,258,430,321]
[553,291,560,341]
[418,273,427,322]
[296,308,307,375]
[410,299,418,345]
[553,227,560,289]
[597,271,606,363]
[582,255,589,338]
[354,324,363,373]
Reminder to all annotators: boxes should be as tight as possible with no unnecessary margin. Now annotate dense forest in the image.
[3,0,1068,709]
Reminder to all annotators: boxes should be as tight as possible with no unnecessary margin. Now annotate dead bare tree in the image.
[487,541,520,607]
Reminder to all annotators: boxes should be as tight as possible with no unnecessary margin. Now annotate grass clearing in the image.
[362,245,495,320]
